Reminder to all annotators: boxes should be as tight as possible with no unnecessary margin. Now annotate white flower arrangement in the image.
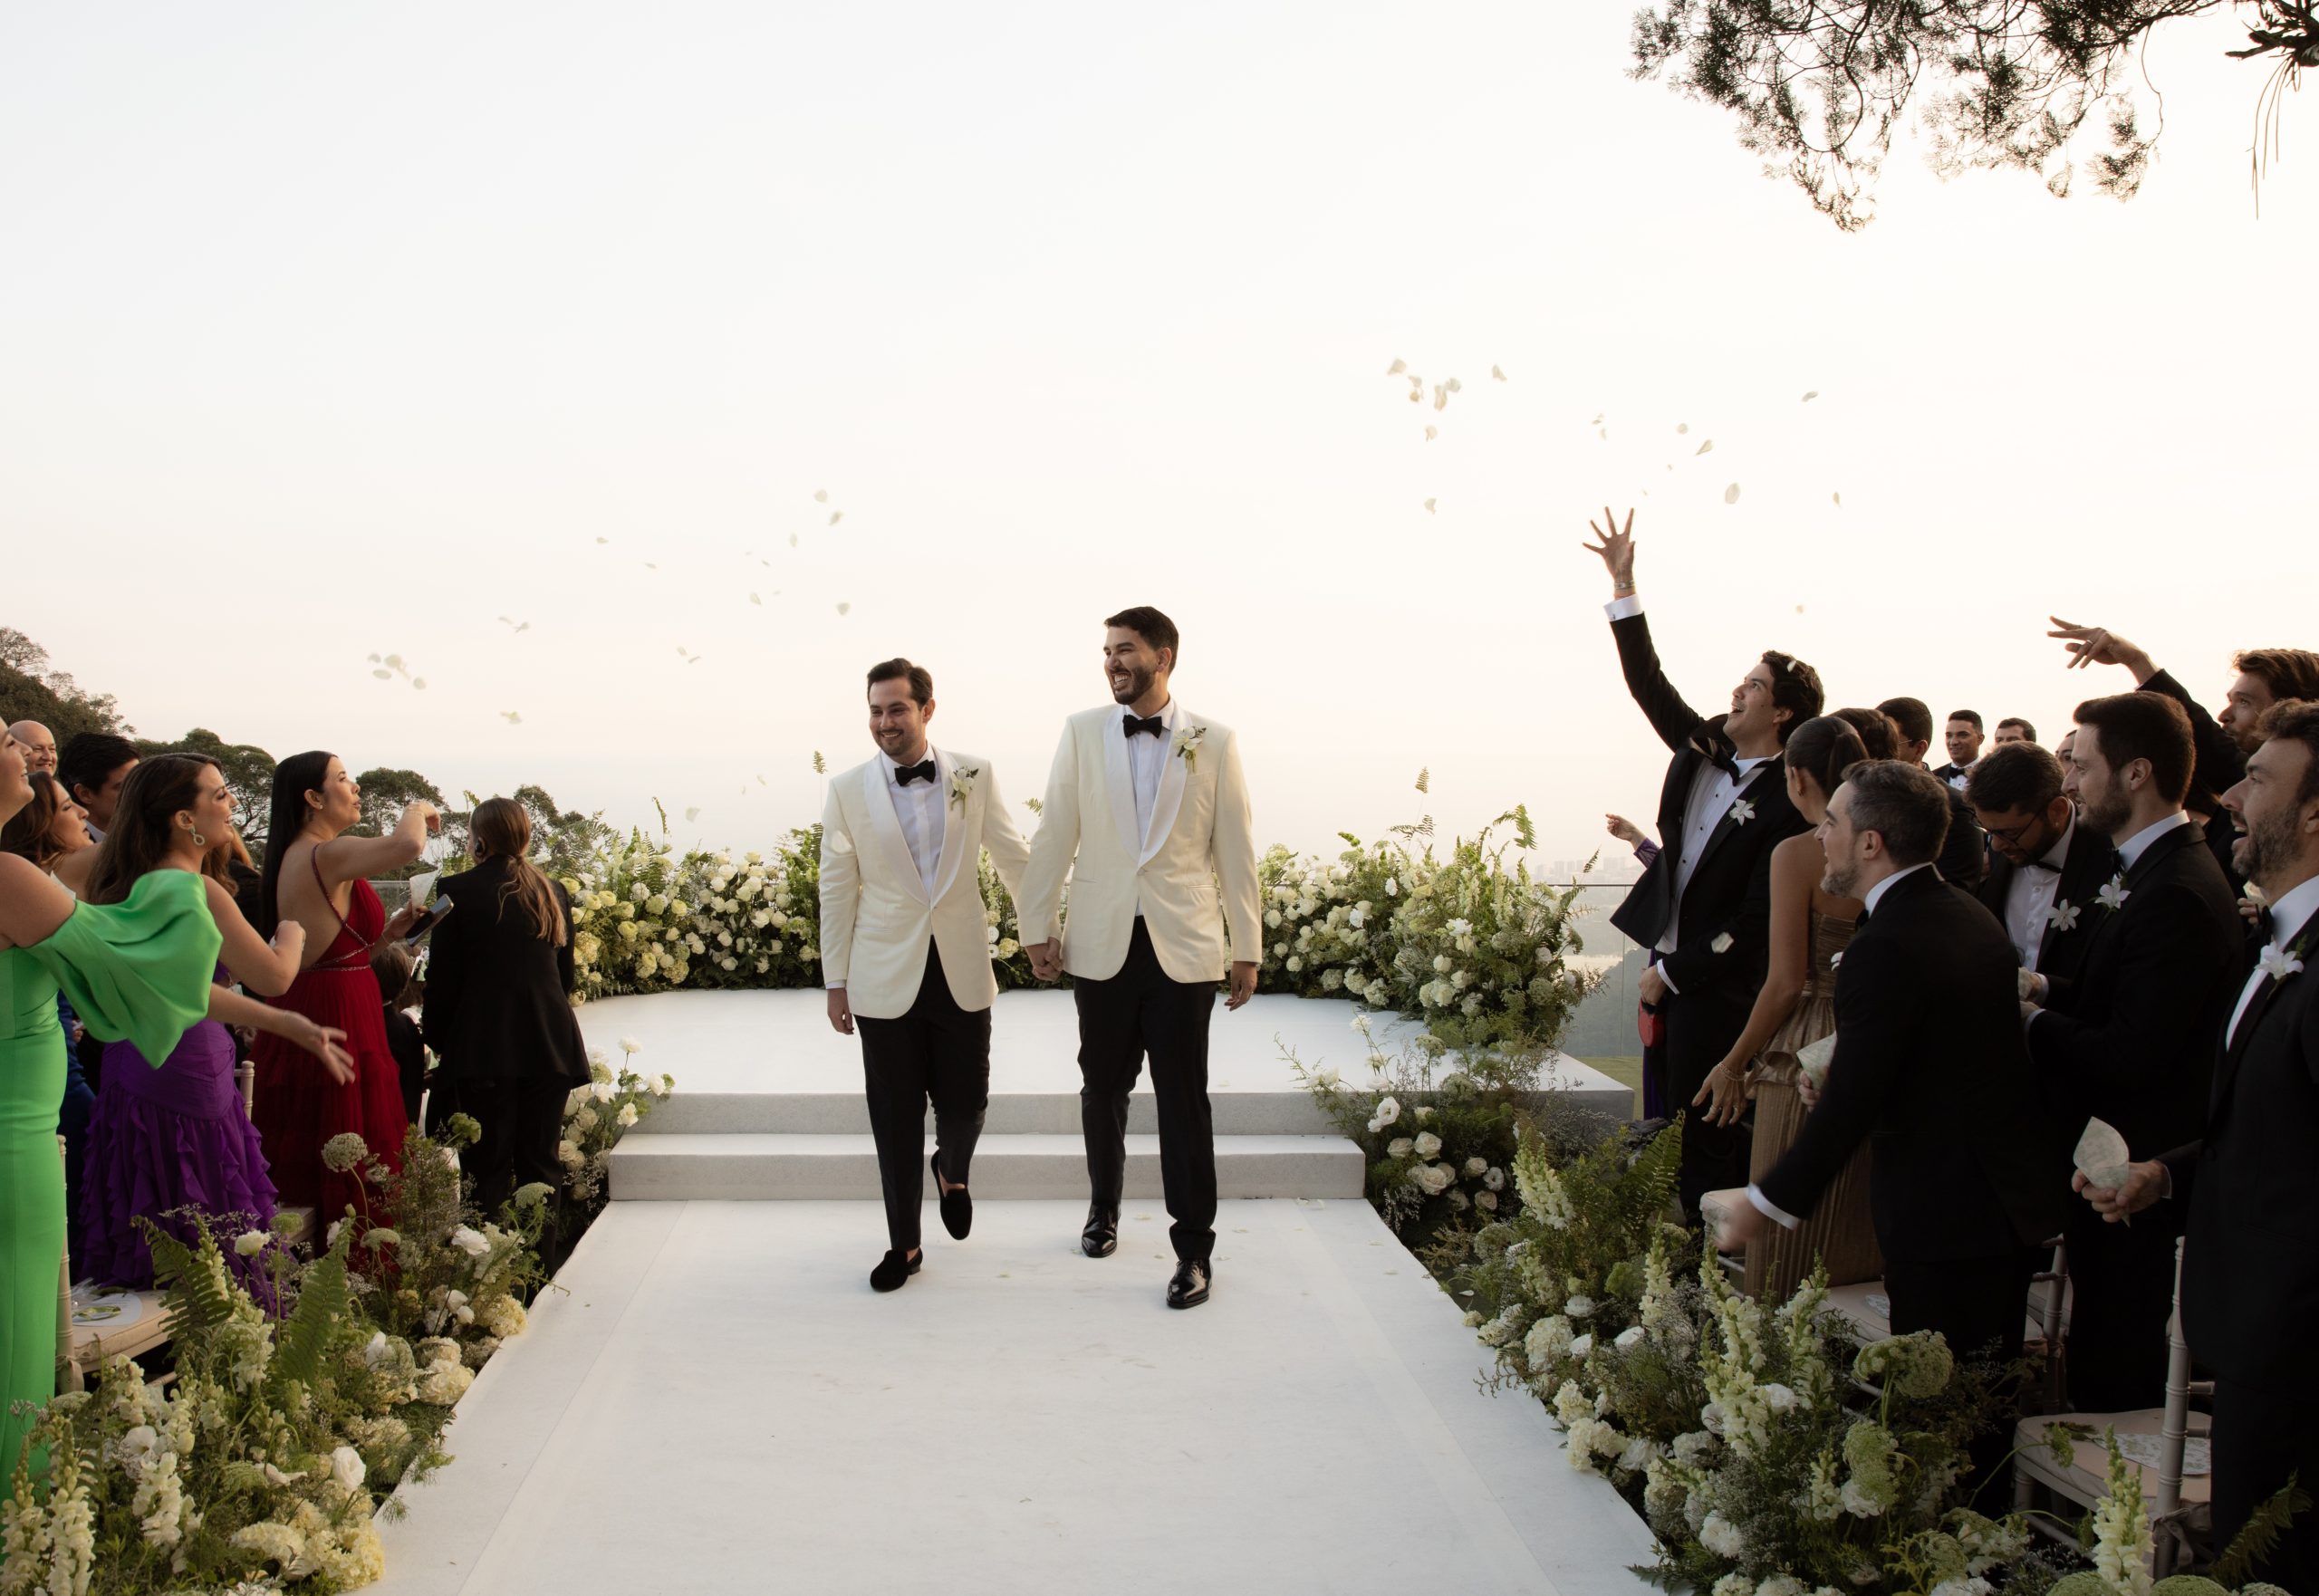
[2095,871,2130,911]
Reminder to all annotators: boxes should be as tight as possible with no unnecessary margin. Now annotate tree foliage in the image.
[1631,0,2318,228]
[0,626,130,744]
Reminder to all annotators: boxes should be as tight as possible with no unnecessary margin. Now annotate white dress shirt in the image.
[2113,810,2190,873]
[2227,873,2319,1049]
[1742,862,1933,1229]
[1123,697,1179,918]
[881,745,947,899]
[2003,812,2079,973]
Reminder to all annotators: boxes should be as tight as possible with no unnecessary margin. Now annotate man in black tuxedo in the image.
[2082,699,2319,1592]
[1584,509,1823,1214]
[2048,619,2319,890]
[1722,761,2069,1495]
[1934,708,1986,790]
[2026,691,2242,1411]
[1878,697,1987,892]
[1968,742,2115,1011]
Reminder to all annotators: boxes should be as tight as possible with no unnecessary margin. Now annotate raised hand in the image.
[1581,506,1637,591]
[2046,617,2155,681]
[1605,812,1645,847]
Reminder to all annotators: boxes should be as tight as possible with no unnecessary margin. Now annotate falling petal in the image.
[1444,377,1462,393]
[1802,390,1819,402]
[1832,492,1842,507]
[1422,498,1436,514]
[1432,384,1448,411]
[1424,425,1438,441]
[787,534,798,548]
[836,601,852,616]
[594,536,609,544]
[677,646,689,657]
[1724,483,1742,505]
[1695,439,1713,455]
[1386,358,1407,376]
[1676,423,1689,434]
[756,774,767,785]
[1598,428,1607,440]
[813,489,829,503]
[497,615,515,625]
[515,622,529,634]
[828,511,843,526]
[367,652,381,663]
[383,654,406,672]
[412,678,427,690]
[749,592,762,605]
[1795,604,1806,614]
[687,656,704,666]
[1591,413,1603,425]
[1491,364,1506,381]
[502,711,523,724]
[371,668,392,679]
[644,562,658,570]
[1405,389,1420,404]
[684,807,701,822]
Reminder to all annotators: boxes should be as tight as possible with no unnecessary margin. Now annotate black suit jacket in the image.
[2141,669,2249,888]
[1758,867,2071,1264]
[2025,819,2241,1161]
[1935,783,1987,894]
[2161,901,2319,1388]
[1604,611,1809,1009]
[1973,816,2118,1007]
[422,859,591,1084]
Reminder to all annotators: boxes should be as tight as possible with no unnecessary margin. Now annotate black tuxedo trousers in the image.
[1073,917,1218,1263]
[856,942,991,1254]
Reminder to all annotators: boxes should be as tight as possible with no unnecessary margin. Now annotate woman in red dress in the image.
[250,752,438,1226]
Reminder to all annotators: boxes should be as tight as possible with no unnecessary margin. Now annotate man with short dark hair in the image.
[1934,709,1985,790]
[1876,697,1987,891]
[1968,742,2114,1002]
[819,658,1031,1293]
[56,731,139,841]
[1019,607,1262,1310]
[1724,761,2065,1494]
[1583,510,1820,1214]
[2081,699,2319,1591]
[1993,717,2036,747]
[2026,691,2241,1411]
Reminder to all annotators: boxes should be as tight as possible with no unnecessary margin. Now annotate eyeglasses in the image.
[1982,817,2043,846]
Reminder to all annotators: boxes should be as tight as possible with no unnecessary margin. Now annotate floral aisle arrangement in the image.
[553,1042,675,1239]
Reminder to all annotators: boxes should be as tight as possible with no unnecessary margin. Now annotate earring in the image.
[190,826,207,850]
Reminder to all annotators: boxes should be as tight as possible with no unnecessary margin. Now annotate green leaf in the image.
[143,1218,236,1333]
[268,1222,355,1400]
[2213,1474,2311,1590]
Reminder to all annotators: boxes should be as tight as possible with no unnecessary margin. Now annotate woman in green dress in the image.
[0,731,353,1478]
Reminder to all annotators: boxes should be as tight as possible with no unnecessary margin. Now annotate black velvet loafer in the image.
[870,1249,922,1293]
[934,1149,972,1241]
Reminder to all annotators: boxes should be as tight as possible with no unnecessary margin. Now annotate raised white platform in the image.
[577,990,1632,1135]
[370,1199,1658,1596]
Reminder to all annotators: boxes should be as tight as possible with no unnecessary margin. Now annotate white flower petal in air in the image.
[1424,425,1438,441]
[1676,422,1689,433]
[412,678,427,690]
[1432,385,1448,411]
[1444,377,1461,393]
[685,807,701,822]
[502,710,523,724]
[1591,412,1603,424]
[813,488,829,502]
[368,652,381,662]
[595,535,610,543]
[1491,364,1506,380]
[1724,484,1741,505]
[836,601,852,616]
[384,654,407,674]
[372,668,392,679]
[749,593,761,605]
[1386,358,1407,375]
[829,512,843,525]
[1711,932,1734,953]
[788,534,799,547]
[677,646,689,658]
[1695,439,1713,455]
[1405,389,1420,403]
[1802,389,1819,401]
[1423,498,1436,514]
[1832,492,1843,507]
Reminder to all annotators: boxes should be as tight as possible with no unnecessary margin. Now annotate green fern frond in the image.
[142,1217,236,1333]
[2213,1473,2310,1590]
[268,1224,355,1400]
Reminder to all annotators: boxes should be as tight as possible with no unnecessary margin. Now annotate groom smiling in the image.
[1019,607,1262,1309]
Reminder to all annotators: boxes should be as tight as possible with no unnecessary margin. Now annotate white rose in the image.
[617,1103,640,1128]
[1413,1131,1442,1159]
[1475,1189,1498,1211]
[447,1226,489,1258]
[1386,1137,1414,1158]
[331,1446,367,1492]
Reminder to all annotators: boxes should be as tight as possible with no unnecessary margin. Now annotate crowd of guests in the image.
[1584,512,2319,1590]
[0,725,591,1477]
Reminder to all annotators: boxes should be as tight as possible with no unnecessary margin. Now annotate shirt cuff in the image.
[1656,964,1679,995]
[824,979,845,991]
[1747,1184,1801,1230]
[1604,592,1643,622]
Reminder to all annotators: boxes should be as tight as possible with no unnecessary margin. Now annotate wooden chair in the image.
[58,1138,177,1391]
[2012,1239,2207,1577]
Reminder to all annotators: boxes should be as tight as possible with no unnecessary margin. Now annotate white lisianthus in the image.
[331,1446,367,1493]
[1372,1096,1400,1127]
[1484,1166,1506,1191]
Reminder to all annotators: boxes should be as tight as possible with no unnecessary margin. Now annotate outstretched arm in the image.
[2048,616,2245,798]
[1583,507,1710,752]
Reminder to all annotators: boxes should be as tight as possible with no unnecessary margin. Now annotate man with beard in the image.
[2025,691,2240,1411]
[1968,741,2115,1009]
[1019,607,1261,1310]
[2080,699,2319,1593]
[2047,618,2319,888]
[1722,761,2065,1496]
[1582,510,1823,1216]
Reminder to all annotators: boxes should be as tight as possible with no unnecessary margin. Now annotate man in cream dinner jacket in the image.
[821,658,1030,1293]
[1019,606,1261,1310]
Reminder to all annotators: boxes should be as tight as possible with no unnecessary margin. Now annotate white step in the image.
[606,1132,1365,1201]
[632,1090,1338,1136]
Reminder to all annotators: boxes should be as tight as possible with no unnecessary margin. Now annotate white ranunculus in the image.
[1410,1161,1454,1196]
[558,1139,585,1170]
[591,1081,616,1101]
[617,1103,640,1128]
[1463,1155,1487,1177]
[1484,1166,1506,1190]
[1698,1512,1746,1560]
[331,1446,367,1492]
[1476,1190,1497,1211]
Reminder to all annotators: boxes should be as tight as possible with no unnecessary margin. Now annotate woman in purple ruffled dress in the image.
[76,755,315,1291]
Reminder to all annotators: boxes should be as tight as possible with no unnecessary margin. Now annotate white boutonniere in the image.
[1710,932,1734,954]
[1727,798,1756,826]
[2258,943,2307,983]
[2045,899,2081,932]
[2095,872,2130,912]
[948,766,979,810]
[1173,725,1208,772]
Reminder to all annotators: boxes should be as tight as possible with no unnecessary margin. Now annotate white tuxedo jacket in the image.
[1017,705,1261,985]
[817,748,1030,1020]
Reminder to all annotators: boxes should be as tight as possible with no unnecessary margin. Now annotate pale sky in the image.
[5,5,2311,872]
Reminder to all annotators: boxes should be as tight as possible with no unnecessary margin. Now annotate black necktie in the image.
[895,760,936,786]
[1124,715,1165,738]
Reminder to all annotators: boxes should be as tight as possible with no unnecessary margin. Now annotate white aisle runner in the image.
[370,1198,1657,1596]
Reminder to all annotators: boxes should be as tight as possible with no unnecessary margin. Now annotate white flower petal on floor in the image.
[413,678,427,690]
[501,711,522,724]
[372,668,392,679]
[1676,422,1689,433]
[1802,389,1819,401]
[749,592,761,605]
[829,511,843,525]
[594,535,610,543]
[1832,492,1843,506]
[1424,425,1438,441]
[1444,377,1461,393]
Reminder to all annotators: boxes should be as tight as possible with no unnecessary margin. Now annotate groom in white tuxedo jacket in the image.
[820,659,1030,1293]
[1018,607,1261,1309]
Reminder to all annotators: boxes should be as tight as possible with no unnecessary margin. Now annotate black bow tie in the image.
[894,760,937,786]
[1124,715,1166,739]
[2024,857,2061,873]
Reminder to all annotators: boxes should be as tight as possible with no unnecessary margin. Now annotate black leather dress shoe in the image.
[1167,1257,1212,1310]
[933,1149,972,1241]
[870,1249,922,1293]
[1081,1202,1120,1258]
